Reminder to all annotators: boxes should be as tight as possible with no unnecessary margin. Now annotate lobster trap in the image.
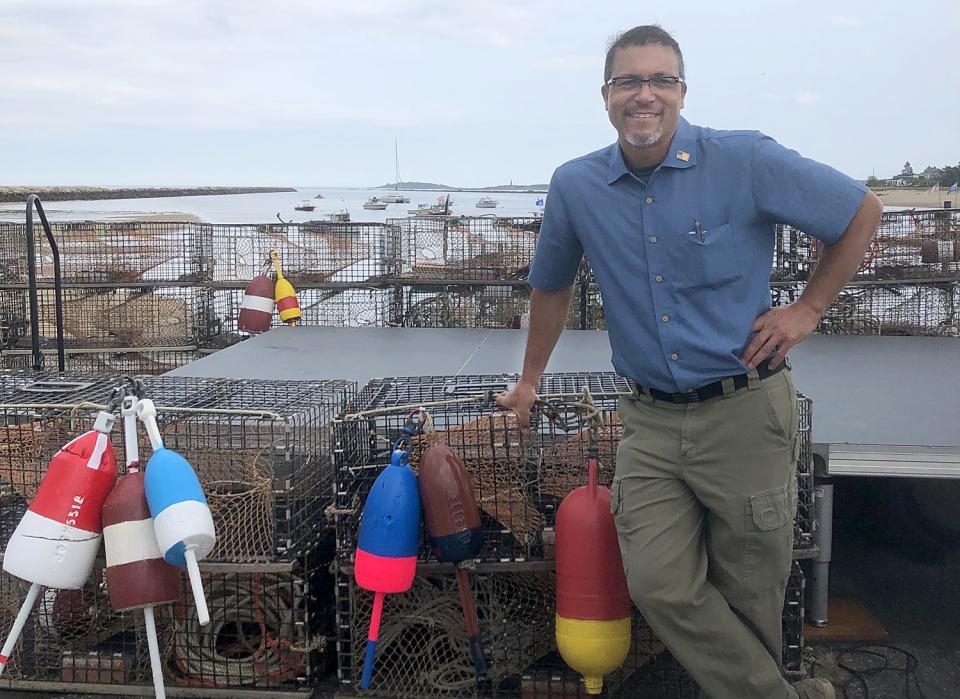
[205,222,399,284]
[0,221,204,285]
[333,558,805,697]
[388,217,540,282]
[0,373,356,563]
[0,285,204,350]
[0,559,327,695]
[333,372,815,565]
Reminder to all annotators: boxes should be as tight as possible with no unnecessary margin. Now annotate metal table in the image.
[170,328,960,625]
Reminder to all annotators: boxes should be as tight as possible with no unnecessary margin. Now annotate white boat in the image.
[362,197,388,210]
[476,196,498,208]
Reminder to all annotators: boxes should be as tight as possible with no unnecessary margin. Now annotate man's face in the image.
[602,44,686,160]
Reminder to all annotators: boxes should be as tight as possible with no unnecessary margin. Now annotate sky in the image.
[1,0,958,188]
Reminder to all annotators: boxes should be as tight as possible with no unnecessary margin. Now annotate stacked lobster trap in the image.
[0,372,357,695]
[0,220,207,373]
[331,371,813,697]
[772,209,960,336]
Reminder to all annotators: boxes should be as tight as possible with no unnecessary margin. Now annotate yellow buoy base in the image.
[556,614,631,695]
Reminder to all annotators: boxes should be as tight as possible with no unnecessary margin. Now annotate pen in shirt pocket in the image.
[688,219,705,241]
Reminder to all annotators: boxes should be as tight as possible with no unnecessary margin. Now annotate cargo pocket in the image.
[610,477,629,576]
[743,484,792,592]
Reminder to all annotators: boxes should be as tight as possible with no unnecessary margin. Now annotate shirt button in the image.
[655,274,664,282]
[645,196,654,205]
[649,235,658,243]
[671,353,679,361]
[661,314,669,322]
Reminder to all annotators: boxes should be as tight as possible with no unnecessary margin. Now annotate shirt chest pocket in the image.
[674,222,742,289]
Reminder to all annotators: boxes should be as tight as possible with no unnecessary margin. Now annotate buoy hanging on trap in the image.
[103,393,180,699]
[355,445,422,689]
[138,398,216,627]
[418,443,488,678]
[555,447,631,695]
[237,270,275,333]
[0,411,119,676]
[270,250,301,325]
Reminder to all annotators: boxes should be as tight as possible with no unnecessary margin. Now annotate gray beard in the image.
[625,127,663,147]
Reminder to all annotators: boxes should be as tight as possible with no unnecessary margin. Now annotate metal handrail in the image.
[25,195,65,371]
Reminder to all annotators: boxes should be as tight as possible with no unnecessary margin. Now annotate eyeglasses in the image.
[605,75,684,94]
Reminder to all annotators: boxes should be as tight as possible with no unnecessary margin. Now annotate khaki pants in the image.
[612,368,800,699]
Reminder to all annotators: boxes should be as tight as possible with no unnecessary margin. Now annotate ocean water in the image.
[0,187,545,224]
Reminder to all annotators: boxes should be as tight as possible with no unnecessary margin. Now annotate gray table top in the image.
[170,328,959,449]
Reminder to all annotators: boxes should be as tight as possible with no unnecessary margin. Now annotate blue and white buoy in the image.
[137,399,216,626]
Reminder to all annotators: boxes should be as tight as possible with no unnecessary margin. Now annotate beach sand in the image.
[873,187,956,209]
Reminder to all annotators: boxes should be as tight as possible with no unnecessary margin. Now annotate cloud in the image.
[793,91,822,106]
[831,16,862,28]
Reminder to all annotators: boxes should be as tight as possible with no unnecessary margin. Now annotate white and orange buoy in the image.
[237,269,276,333]
[103,394,180,698]
[0,411,119,676]
[271,250,301,325]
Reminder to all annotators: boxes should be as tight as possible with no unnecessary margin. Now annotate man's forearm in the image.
[519,286,575,387]
[799,191,883,316]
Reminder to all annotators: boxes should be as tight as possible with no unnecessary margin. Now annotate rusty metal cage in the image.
[0,560,326,695]
[388,217,539,282]
[0,373,356,563]
[333,557,805,697]
[333,372,815,565]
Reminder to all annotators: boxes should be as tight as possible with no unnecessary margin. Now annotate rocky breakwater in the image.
[0,186,296,202]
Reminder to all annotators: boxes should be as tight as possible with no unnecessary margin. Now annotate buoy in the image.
[237,273,275,333]
[355,445,421,689]
[418,443,487,678]
[271,250,301,325]
[0,411,119,676]
[138,398,216,627]
[103,394,180,698]
[555,448,631,695]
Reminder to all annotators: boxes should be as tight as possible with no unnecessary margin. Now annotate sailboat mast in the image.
[394,138,401,194]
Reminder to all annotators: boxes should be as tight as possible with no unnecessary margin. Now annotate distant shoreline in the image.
[0,186,296,203]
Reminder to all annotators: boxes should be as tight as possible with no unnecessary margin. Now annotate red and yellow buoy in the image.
[555,447,631,694]
[270,250,301,325]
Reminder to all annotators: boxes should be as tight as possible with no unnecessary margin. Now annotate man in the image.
[496,25,881,699]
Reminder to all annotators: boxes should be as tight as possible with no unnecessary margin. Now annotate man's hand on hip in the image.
[494,379,539,435]
[740,301,821,370]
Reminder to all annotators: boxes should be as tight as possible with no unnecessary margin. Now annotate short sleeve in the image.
[528,170,584,289]
[751,134,867,245]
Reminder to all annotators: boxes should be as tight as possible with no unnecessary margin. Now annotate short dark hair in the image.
[604,25,685,82]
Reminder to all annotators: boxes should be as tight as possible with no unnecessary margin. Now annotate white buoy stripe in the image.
[241,294,275,313]
[103,518,164,567]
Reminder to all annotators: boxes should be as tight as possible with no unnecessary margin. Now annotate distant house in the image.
[887,173,921,187]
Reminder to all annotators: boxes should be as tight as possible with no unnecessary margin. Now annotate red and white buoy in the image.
[0,411,119,676]
[103,394,181,698]
[237,273,276,333]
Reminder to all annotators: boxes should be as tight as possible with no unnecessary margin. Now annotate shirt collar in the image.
[606,117,697,184]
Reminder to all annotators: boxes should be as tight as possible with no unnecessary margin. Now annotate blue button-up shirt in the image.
[528,117,867,392]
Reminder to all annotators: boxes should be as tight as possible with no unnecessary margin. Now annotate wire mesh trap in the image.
[0,373,356,563]
[333,559,806,697]
[0,562,324,693]
[333,372,815,565]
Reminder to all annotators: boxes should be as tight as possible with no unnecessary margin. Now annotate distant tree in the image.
[901,161,914,176]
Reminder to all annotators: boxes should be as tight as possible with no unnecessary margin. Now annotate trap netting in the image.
[334,372,815,564]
